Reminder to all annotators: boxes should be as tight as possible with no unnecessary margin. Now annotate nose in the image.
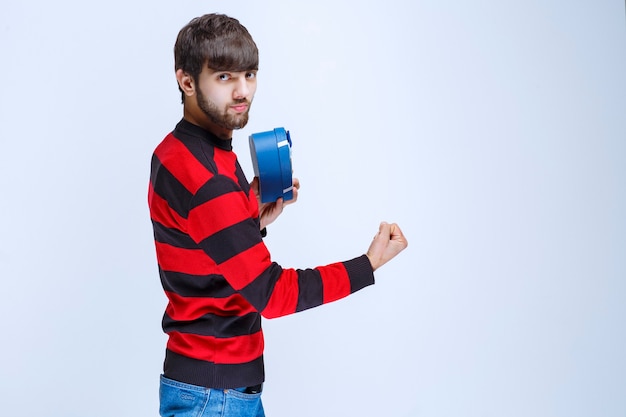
[233,76,250,99]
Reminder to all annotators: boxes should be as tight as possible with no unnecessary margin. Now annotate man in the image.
[148,13,408,417]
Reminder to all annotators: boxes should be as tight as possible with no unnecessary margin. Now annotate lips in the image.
[230,103,249,113]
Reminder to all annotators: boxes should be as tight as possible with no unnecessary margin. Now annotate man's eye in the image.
[246,72,256,79]
[218,74,230,81]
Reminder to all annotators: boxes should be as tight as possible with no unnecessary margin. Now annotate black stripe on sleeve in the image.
[199,220,262,264]
[159,269,236,298]
[152,221,197,248]
[295,269,324,312]
[239,262,282,313]
[151,155,193,218]
[344,255,375,293]
[190,175,242,209]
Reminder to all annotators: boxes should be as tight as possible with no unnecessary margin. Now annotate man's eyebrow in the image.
[207,68,256,74]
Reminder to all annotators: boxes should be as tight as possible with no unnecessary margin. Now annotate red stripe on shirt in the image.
[188,191,252,243]
[218,242,271,290]
[248,188,260,219]
[320,263,351,303]
[156,242,217,275]
[167,331,264,365]
[165,291,257,321]
[213,147,240,184]
[155,135,214,194]
[261,268,299,318]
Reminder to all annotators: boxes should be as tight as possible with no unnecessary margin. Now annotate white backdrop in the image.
[1,1,625,416]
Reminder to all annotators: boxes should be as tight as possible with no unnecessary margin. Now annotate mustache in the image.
[231,98,252,105]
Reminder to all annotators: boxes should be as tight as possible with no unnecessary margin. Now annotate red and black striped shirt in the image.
[148,118,375,389]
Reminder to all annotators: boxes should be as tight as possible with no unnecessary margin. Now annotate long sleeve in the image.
[148,119,374,389]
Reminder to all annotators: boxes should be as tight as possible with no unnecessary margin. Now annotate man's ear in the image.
[176,69,195,98]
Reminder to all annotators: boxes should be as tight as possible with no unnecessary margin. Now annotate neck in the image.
[183,105,232,140]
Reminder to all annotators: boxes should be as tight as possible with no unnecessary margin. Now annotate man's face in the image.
[195,67,257,131]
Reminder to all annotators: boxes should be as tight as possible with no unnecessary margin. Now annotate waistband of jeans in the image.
[234,384,263,394]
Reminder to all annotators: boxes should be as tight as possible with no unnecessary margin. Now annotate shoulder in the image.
[152,133,217,196]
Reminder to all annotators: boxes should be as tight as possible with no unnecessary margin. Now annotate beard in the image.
[196,88,252,131]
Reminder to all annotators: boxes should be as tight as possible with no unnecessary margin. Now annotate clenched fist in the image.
[366,222,408,271]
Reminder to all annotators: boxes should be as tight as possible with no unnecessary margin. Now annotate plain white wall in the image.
[0,1,624,416]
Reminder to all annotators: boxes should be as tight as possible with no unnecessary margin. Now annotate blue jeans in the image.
[160,375,265,417]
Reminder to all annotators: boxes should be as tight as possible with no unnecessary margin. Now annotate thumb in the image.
[366,221,408,271]
[375,221,391,240]
[250,177,260,192]
[367,222,390,271]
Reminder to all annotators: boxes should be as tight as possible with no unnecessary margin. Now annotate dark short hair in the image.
[174,13,259,102]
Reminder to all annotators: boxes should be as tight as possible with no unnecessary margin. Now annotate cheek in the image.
[199,83,228,106]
